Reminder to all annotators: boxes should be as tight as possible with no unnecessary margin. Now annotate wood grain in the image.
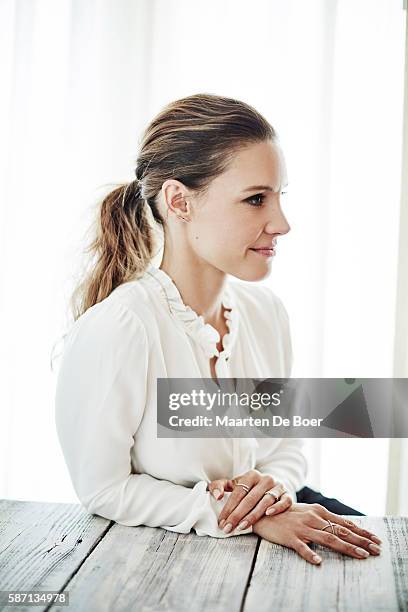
[243,517,406,612]
[0,502,407,612]
[0,500,112,611]
[49,523,258,612]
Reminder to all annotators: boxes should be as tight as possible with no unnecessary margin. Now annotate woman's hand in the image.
[207,469,292,533]
[252,502,382,564]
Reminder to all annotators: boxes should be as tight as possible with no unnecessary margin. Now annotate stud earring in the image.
[176,211,190,223]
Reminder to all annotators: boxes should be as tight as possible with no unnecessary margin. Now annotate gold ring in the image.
[321,519,335,535]
[264,486,286,501]
[235,482,250,493]
[264,490,278,502]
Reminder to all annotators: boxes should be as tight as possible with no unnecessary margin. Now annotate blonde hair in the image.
[70,92,276,321]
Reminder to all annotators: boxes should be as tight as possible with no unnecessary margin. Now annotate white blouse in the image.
[55,263,307,538]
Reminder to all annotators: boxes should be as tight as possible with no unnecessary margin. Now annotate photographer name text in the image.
[168,415,323,428]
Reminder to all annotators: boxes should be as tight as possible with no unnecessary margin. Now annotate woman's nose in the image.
[265,209,291,236]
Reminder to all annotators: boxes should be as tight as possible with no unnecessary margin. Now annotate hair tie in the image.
[133,178,142,196]
[120,180,143,210]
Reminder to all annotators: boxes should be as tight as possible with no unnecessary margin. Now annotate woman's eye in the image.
[245,191,288,207]
[245,193,265,207]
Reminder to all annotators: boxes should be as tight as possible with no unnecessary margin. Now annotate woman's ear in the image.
[161,180,192,222]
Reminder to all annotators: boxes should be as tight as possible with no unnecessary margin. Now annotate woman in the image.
[55,93,381,565]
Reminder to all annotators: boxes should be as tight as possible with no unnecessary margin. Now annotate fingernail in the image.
[219,519,225,529]
[237,520,249,530]
[213,488,221,500]
[266,507,276,515]
[368,543,380,554]
[312,554,322,564]
[371,535,382,545]
[355,547,369,558]
[223,523,233,534]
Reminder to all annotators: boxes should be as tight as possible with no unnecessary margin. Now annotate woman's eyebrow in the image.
[241,183,288,193]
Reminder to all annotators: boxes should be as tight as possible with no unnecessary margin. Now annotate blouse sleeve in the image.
[254,289,308,502]
[255,438,307,502]
[54,299,251,538]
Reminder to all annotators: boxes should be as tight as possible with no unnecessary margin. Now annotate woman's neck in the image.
[159,254,228,329]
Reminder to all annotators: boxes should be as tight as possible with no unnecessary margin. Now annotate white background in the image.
[0,0,406,516]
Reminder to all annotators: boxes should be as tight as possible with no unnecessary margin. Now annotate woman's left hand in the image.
[207,469,292,533]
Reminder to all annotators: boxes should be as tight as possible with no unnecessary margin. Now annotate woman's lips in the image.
[250,247,276,257]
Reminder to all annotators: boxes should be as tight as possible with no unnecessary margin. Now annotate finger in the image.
[226,488,273,530]
[264,482,287,499]
[219,476,275,529]
[262,483,288,512]
[332,524,381,556]
[223,483,290,531]
[207,480,223,500]
[221,475,285,529]
[292,539,322,565]
[225,479,235,491]
[340,517,382,545]
[234,493,292,531]
[218,475,258,526]
[265,493,293,516]
[314,506,382,545]
[207,479,232,500]
[308,527,371,559]
[218,487,253,528]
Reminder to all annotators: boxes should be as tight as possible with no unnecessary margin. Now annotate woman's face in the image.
[186,139,290,281]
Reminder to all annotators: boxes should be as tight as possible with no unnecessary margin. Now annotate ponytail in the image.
[70,179,161,321]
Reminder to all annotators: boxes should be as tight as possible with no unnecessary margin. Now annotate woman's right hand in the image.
[252,502,382,565]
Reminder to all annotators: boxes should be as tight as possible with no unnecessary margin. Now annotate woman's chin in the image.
[248,268,272,281]
[232,261,272,282]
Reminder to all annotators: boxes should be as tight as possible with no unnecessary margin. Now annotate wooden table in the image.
[0,500,407,611]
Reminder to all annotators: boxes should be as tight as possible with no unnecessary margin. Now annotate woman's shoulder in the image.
[108,277,158,323]
[63,279,155,350]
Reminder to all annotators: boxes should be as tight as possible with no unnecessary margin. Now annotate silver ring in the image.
[321,519,335,535]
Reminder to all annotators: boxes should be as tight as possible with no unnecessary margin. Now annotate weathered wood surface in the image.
[0,500,113,612]
[244,517,407,612]
[0,501,407,612]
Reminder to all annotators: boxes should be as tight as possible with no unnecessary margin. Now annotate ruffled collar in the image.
[140,263,238,359]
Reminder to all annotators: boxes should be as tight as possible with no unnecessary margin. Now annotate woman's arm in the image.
[55,299,251,538]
